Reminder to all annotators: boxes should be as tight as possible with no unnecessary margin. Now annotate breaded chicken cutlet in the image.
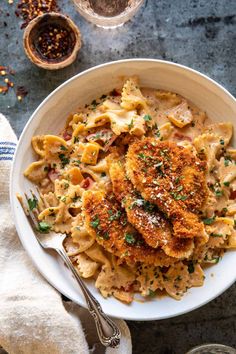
[108,154,194,258]
[126,138,208,239]
[82,190,178,266]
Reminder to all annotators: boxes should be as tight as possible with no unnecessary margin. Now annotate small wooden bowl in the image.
[23,13,82,70]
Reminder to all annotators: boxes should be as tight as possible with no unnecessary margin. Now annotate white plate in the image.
[10,59,236,321]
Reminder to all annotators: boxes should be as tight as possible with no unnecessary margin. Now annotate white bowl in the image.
[10,59,236,321]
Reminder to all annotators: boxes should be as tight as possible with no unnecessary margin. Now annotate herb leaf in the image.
[90,215,100,229]
[38,221,51,233]
[27,197,38,211]
[125,233,136,245]
[203,216,215,225]
[143,114,152,122]
[188,261,195,274]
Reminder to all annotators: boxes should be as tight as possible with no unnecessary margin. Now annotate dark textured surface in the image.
[0,1,236,353]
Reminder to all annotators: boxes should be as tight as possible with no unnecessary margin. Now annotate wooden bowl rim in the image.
[23,12,82,70]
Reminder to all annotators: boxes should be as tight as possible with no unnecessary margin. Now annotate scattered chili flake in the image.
[0,66,15,96]
[15,0,60,29]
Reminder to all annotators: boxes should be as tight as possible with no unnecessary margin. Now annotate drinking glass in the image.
[186,344,236,354]
[72,0,144,28]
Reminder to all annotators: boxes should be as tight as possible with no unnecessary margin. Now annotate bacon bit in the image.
[230,190,236,200]
[173,132,192,142]
[63,130,72,141]
[80,177,94,189]
[48,169,59,182]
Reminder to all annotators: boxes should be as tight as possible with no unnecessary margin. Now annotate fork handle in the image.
[56,247,121,348]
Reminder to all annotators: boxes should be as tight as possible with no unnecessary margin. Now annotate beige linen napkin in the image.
[0,114,132,354]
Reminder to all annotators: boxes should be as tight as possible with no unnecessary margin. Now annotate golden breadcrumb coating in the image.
[126,138,207,239]
[108,154,194,258]
[82,190,177,266]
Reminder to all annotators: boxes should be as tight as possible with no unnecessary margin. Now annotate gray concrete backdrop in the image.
[0,0,236,353]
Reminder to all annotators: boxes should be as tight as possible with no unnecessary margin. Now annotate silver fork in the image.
[19,190,121,348]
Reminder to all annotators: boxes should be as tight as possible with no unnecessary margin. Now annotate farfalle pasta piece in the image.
[43,135,68,164]
[155,91,182,108]
[71,213,95,253]
[194,133,221,171]
[218,156,236,187]
[31,135,45,157]
[24,160,49,182]
[189,263,205,287]
[204,122,233,145]
[74,253,99,278]
[165,100,193,128]
[95,259,135,300]
[162,262,190,300]
[64,236,80,256]
[158,122,174,140]
[136,264,164,296]
[121,77,149,112]
[54,179,83,204]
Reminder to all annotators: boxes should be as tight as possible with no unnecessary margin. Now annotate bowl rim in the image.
[10,59,236,321]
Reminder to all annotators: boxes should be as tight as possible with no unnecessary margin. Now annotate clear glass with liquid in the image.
[72,0,144,28]
[186,344,236,354]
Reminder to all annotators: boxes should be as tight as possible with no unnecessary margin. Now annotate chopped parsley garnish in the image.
[170,191,187,201]
[38,221,51,233]
[91,99,98,109]
[234,220,236,230]
[44,166,49,172]
[74,159,81,166]
[224,156,232,167]
[143,114,152,122]
[125,233,136,245]
[203,216,215,225]
[100,94,107,100]
[58,153,70,168]
[27,197,38,211]
[64,182,69,189]
[215,189,223,198]
[102,232,110,240]
[148,289,156,297]
[176,185,183,192]
[220,139,225,145]
[188,261,195,274]
[73,136,79,143]
[90,215,100,229]
[128,119,134,130]
[71,194,81,203]
[101,172,106,177]
[210,233,223,237]
[60,145,67,151]
[138,153,147,160]
[108,210,121,221]
[223,181,230,187]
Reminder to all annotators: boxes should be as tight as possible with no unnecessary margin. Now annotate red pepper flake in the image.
[34,24,74,61]
[15,0,60,29]
[0,66,15,95]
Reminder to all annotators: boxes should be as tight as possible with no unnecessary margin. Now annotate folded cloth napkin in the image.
[0,114,132,354]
